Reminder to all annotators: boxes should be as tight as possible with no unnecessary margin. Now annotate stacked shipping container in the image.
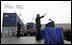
[2,13,24,37]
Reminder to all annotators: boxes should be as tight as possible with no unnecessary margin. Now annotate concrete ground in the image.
[1,37,71,44]
[1,37,44,44]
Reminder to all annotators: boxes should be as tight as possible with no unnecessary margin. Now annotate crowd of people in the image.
[20,29,36,36]
[64,28,71,41]
[16,13,71,42]
[16,13,56,41]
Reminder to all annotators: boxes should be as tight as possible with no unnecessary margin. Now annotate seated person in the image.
[46,19,55,27]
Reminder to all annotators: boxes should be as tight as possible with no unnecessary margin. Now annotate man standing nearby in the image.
[17,22,21,38]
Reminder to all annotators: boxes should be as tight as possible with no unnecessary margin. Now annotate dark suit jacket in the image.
[35,16,44,28]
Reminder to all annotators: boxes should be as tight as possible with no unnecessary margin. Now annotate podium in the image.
[43,27,64,44]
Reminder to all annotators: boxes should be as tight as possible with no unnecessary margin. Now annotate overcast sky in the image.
[1,1,71,24]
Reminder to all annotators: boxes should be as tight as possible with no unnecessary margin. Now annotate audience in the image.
[64,28,71,41]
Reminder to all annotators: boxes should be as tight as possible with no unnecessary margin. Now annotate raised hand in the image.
[44,13,46,16]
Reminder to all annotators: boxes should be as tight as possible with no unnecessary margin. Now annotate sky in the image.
[1,1,71,24]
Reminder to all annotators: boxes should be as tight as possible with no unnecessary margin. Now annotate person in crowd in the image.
[24,30,28,36]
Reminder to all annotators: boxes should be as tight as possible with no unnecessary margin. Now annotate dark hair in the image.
[37,14,40,15]
[49,19,51,20]
[37,14,40,17]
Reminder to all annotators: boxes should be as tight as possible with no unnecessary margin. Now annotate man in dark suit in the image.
[46,19,55,27]
[35,13,46,41]
[17,22,21,38]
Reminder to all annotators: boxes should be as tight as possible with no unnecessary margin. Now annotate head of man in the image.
[37,14,40,17]
[49,19,52,22]
[49,19,51,20]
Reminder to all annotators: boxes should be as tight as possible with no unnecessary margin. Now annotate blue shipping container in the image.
[3,13,16,27]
